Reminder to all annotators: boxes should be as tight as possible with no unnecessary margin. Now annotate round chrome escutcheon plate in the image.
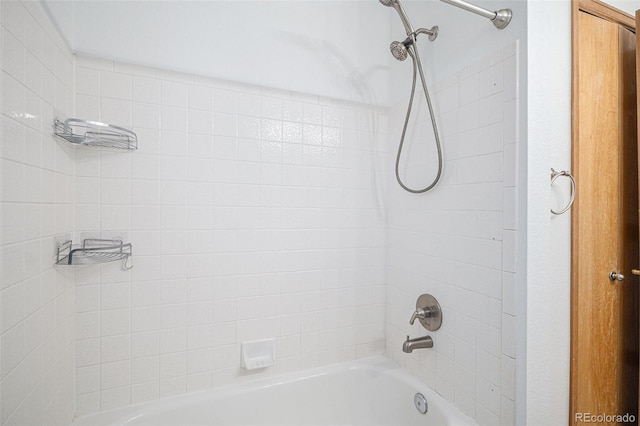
[414,392,428,414]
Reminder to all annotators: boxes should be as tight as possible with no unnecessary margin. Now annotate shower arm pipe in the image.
[439,0,512,29]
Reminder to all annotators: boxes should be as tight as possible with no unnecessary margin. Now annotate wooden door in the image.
[571,1,639,424]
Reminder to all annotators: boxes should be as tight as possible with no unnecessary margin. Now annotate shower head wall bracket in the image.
[390,27,438,62]
[415,26,439,42]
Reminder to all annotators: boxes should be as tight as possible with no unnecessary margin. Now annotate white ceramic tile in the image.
[159,377,186,398]
[132,332,160,359]
[132,76,161,104]
[502,230,516,273]
[214,89,238,113]
[454,364,476,399]
[261,97,283,120]
[189,133,213,158]
[160,352,187,379]
[1,158,24,202]
[188,109,212,135]
[101,309,132,337]
[476,403,500,426]
[50,44,521,424]
[261,119,283,142]
[76,312,101,340]
[132,356,159,384]
[500,396,515,426]
[214,112,238,137]
[211,136,236,160]
[101,98,132,127]
[100,386,130,411]
[282,100,303,123]
[478,92,504,128]
[1,283,25,332]
[75,285,100,313]
[132,102,160,129]
[476,378,501,415]
[101,71,131,100]
[479,63,503,99]
[189,85,212,111]
[501,314,516,358]
[238,92,260,116]
[24,52,41,96]
[131,382,159,404]
[75,56,114,72]
[75,392,100,417]
[2,28,24,83]
[76,365,101,394]
[454,389,476,418]
[1,322,24,379]
[75,339,100,367]
[161,81,189,107]
[502,272,515,316]
[160,328,187,354]
[503,55,517,102]
[101,360,131,390]
[187,324,213,350]
[501,355,515,401]
[161,106,188,132]
[101,335,131,363]
[458,73,479,106]
[187,373,211,392]
[303,104,322,125]
[101,283,131,311]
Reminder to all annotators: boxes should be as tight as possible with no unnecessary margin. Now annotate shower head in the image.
[390,40,409,61]
[379,0,414,36]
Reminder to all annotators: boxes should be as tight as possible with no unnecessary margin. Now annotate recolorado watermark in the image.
[575,413,636,423]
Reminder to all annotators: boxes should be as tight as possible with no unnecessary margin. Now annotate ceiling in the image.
[40,0,392,105]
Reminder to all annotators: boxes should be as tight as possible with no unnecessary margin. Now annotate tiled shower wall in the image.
[72,57,388,415]
[0,1,76,424]
[385,43,518,426]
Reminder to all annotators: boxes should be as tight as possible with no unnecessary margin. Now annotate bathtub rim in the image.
[72,355,478,426]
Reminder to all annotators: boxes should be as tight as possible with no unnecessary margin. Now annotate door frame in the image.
[570,0,637,424]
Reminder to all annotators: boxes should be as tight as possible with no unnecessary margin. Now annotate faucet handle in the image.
[409,294,442,331]
[409,308,426,325]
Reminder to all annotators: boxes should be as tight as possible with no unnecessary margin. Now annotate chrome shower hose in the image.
[395,38,443,193]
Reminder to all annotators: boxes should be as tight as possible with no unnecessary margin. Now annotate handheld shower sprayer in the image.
[390,40,410,62]
[380,0,443,193]
[381,0,512,194]
[379,0,415,35]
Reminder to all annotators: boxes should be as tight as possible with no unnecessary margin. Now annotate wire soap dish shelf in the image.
[54,118,138,150]
[56,239,133,270]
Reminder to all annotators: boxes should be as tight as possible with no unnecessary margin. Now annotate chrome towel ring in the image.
[551,168,576,215]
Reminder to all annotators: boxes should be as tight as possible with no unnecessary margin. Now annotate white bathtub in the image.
[73,357,476,426]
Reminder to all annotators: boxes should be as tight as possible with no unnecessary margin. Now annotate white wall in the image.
[385,1,528,425]
[41,0,392,106]
[0,1,76,424]
[71,56,389,415]
[526,2,570,424]
[528,0,639,424]
[385,43,519,425]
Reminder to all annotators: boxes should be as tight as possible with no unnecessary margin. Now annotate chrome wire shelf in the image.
[54,118,137,150]
[56,239,133,270]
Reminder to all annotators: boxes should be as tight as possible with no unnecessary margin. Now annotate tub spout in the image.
[402,335,433,353]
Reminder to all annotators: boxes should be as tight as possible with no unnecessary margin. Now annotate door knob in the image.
[610,271,625,281]
[632,269,640,276]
